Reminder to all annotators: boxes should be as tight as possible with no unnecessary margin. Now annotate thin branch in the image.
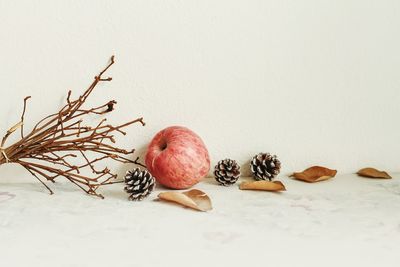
[0,56,145,198]
[20,96,31,138]
[23,165,54,195]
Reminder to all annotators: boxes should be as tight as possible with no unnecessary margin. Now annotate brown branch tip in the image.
[0,56,146,198]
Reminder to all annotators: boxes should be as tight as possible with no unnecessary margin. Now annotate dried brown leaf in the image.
[158,189,212,212]
[291,166,337,183]
[357,167,392,179]
[239,180,286,192]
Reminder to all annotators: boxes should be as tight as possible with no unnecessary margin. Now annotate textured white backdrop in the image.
[1,0,399,178]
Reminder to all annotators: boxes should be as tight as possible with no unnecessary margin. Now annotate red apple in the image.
[145,126,210,189]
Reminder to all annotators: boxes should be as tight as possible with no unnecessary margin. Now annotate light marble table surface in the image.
[1,169,399,267]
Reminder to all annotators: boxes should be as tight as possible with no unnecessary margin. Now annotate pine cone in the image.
[124,168,155,201]
[250,153,281,181]
[214,159,241,186]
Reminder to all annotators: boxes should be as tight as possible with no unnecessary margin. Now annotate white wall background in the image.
[0,0,399,177]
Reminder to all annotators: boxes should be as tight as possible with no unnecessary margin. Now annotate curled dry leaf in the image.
[357,168,392,179]
[239,180,286,192]
[291,166,337,183]
[158,189,212,212]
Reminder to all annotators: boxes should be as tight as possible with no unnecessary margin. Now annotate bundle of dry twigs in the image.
[0,56,145,198]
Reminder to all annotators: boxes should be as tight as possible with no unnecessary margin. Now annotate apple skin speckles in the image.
[145,126,210,189]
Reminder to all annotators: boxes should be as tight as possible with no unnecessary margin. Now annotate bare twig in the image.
[0,56,145,198]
